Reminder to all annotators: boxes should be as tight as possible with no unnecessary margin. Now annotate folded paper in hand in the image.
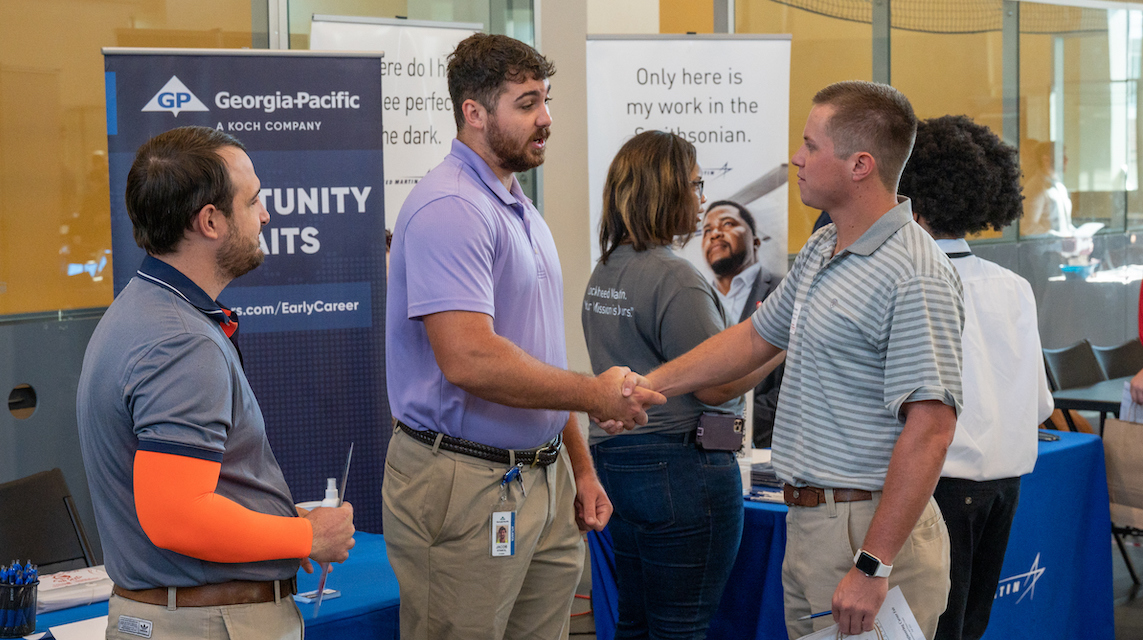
[796,586,923,640]
[37,565,112,613]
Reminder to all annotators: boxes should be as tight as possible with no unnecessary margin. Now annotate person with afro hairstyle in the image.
[899,115,1054,640]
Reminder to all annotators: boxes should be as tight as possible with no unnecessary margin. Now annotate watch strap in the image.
[854,549,892,578]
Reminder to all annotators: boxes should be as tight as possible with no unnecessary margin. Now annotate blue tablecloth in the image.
[980,432,1113,640]
[589,432,1114,640]
[34,532,400,639]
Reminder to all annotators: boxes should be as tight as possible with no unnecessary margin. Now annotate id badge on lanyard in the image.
[491,463,526,557]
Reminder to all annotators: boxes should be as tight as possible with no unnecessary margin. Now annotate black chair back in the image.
[0,468,95,573]
[1092,339,1143,380]
[1042,339,1106,391]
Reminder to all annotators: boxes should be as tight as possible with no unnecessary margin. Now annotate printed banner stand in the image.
[586,35,792,489]
[586,35,791,281]
[103,48,389,532]
[310,15,481,231]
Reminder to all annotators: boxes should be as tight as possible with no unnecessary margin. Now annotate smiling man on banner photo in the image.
[701,199,787,448]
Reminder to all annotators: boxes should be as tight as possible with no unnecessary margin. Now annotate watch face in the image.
[855,551,880,576]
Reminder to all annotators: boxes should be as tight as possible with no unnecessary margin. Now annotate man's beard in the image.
[709,246,748,278]
[488,115,549,173]
[217,222,264,280]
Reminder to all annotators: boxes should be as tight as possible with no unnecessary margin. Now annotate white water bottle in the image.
[321,477,339,507]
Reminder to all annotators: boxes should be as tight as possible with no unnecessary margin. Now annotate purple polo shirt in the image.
[386,139,568,449]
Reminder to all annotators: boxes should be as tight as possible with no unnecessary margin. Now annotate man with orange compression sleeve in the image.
[77,126,354,640]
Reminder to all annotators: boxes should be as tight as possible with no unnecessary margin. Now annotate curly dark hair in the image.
[898,115,1023,238]
[447,33,556,130]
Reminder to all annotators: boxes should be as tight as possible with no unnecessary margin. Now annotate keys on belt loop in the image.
[502,463,526,498]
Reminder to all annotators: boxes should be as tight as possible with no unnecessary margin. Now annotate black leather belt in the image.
[397,421,562,467]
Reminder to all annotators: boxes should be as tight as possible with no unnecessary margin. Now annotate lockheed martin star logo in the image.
[995,553,1046,603]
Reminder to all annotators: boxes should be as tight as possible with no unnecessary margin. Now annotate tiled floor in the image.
[572,532,1143,640]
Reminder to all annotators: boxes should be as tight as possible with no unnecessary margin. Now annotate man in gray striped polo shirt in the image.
[645,81,963,639]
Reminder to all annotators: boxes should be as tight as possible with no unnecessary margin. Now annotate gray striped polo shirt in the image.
[752,198,964,491]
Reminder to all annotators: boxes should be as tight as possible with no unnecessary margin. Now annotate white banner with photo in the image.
[586,35,791,279]
[311,15,481,230]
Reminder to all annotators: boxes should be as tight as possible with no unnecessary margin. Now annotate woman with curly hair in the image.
[582,130,770,639]
[899,115,1054,640]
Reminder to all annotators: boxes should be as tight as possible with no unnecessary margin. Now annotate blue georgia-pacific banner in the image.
[104,50,389,532]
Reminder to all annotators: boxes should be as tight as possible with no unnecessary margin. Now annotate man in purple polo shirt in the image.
[384,34,665,640]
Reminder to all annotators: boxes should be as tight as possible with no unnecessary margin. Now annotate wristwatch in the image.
[854,549,892,578]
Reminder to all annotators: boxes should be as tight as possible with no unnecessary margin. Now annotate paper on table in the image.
[49,614,108,640]
[37,566,112,613]
[39,566,109,591]
[796,586,924,640]
[1120,381,1143,424]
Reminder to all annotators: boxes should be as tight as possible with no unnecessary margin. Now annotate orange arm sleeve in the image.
[133,450,313,563]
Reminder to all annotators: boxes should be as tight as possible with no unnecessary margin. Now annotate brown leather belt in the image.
[112,577,296,608]
[783,484,874,507]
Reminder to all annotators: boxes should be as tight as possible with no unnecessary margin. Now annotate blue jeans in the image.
[592,431,744,640]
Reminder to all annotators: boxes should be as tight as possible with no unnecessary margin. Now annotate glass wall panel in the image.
[287,0,408,50]
[287,0,508,50]
[1020,5,1142,239]
[890,5,1005,241]
[0,0,255,316]
[736,1,872,254]
[1017,3,1142,349]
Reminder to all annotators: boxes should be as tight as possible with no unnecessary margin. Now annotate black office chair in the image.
[1093,339,1143,380]
[1043,339,1107,390]
[1043,340,1109,432]
[0,468,96,573]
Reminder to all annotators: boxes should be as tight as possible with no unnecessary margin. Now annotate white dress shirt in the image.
[937,238,1054,481]
[712,261,762,323]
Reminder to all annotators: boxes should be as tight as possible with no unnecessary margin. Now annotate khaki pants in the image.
[783,493,950,639]
[105,593,303,640]
[382,427,584,640]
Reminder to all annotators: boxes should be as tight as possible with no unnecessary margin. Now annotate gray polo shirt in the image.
[583,244,743,443]
[753,199,964,491]
[77,257,299,589]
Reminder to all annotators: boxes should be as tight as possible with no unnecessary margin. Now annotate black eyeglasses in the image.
[691,179,704,198]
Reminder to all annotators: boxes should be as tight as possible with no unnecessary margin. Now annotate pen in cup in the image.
[797,610,831,621]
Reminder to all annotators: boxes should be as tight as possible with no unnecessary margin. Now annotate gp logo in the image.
[142,76,209,117]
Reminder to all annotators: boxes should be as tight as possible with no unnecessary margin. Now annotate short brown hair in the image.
[125,126,244,255]
[813,81,917,190]
[598,130,698,264]
[447,34,556,130]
